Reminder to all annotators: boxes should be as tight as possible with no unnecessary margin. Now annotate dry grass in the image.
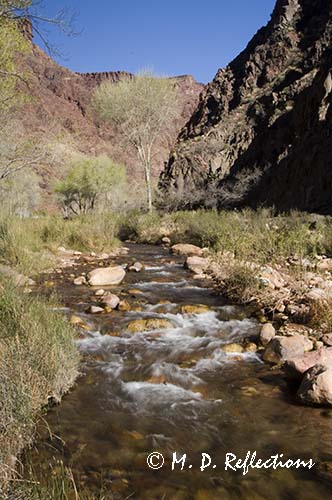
[0,281,79,495]
[307,298,332,334]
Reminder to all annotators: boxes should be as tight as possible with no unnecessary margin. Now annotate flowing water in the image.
[28,244,332,499]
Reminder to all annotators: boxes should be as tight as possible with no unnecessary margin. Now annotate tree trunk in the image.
[144,160,153,213]
[145,162,152,213]
[137,145,153,212]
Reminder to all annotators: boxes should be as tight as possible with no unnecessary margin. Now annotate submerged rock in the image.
[69,315,89,330]
[88,266,126,286]
[179,304,210,314]
[263,335,313,364]
[118,300,131,311]
[297,363,332,407]
[243,342,258,353]
[221,343,244,353]
[126,318,175,333]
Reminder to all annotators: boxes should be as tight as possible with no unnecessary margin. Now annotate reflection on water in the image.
[27,244,332,499]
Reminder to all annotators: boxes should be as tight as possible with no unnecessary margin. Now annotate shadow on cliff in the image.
[220,48,332,214]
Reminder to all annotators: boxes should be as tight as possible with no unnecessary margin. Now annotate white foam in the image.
[151,362,203,388]
[145,265,165,271]
[123,381,202,406]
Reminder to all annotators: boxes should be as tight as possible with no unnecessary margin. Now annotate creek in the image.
[27,244,332,499]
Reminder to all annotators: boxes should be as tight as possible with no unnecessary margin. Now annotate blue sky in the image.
[35,0,276,83]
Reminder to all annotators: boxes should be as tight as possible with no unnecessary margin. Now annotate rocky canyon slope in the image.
[160,0,332,214]
[18,28,203,183]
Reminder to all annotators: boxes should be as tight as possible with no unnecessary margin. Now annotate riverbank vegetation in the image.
[0,281,79,495]
[2,208,331,275]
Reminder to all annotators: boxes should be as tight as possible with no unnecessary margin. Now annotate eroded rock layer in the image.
[161,0,332,213]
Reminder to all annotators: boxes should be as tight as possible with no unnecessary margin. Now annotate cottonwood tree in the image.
[92,71,181,212]
[55,155,126,216]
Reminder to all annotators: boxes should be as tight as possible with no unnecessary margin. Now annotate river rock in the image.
[185,256,209,274]
[322,334,332,347]
[118,300,131,311]
[0,264,35,287]
[161,236,171,245]
[88,266,125,286]
[128,288,144,295]
[95,289,105,296]
[221,343,244,353]
[69,315,89,330]
[129,262,144,272]
[88,305,104,314]
[127,318,175,333]
[306,288,330,302]
[171,244,204,257]
[284,348,332,380]
[260,323,276,346]
[118,247,129,255]
[102,293,120,310]
[100,253,109,260]
[73,276,86,286]
[259,266,285,290]
[297,363,332,407]
[244,342,258,353]
[317,259,332,272]
[263,335,314,364]
[179,304,210,314]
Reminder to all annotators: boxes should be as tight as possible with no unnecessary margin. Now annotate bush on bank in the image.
[1,209,332,276]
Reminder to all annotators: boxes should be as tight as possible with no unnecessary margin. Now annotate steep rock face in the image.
[161,0,332,213]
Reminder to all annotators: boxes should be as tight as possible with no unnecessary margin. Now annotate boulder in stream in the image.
[88,305,104,314]
[259,323,276,346]
[185,256,209,274]
[297,363,332,407]
[221,343,244,353]
[73,276,86,286]
[170,243,204,257]
[263,335,313,364]
[179,304,210,314]
[88,266,125,286]
[284,348,332,380]
[102,293,120,310]
[129,262,144,272]
[127,318,175,333]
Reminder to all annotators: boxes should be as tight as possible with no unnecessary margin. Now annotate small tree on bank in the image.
[92,71,181,212]
[54,155,126,216]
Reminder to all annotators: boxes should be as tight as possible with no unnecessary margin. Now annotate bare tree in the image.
[0,1,78,56]
[92,70,181,212]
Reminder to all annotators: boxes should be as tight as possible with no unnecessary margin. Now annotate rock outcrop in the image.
[160,0,332,214]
